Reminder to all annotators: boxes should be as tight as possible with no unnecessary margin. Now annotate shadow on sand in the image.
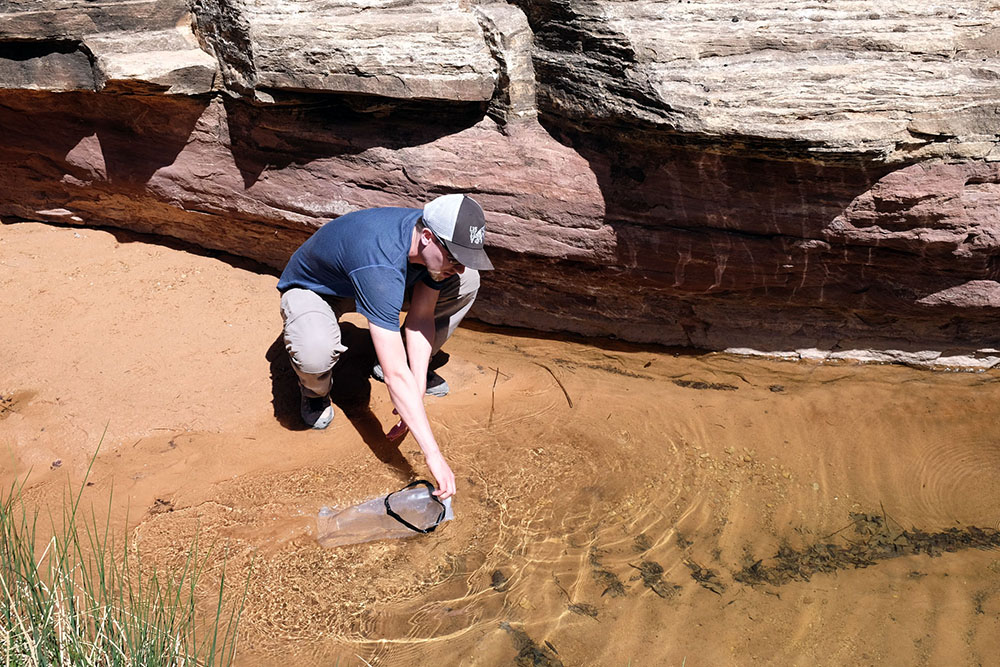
[266,322,415,479]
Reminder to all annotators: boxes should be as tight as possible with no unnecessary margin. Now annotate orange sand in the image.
[3,221,1000,666]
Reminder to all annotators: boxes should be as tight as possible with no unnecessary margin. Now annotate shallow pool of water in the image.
[217,332,1000,666]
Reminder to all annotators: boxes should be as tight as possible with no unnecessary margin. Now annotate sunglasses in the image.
[430,231,462,267]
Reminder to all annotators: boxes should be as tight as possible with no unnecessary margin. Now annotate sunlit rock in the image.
[192,0,497,101]
[523,0,1000,162]
[0,2,216,94]
[1,0,999,365]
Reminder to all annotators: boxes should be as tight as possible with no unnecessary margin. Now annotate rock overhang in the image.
[525,0,1000,161]
[245,1,498,102]
[0,0,501,103]
[1,0,1000,365]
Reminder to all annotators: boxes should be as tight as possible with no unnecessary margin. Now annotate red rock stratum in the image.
[2,0,999,366]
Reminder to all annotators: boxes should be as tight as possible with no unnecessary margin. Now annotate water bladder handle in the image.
[384,479,447,534]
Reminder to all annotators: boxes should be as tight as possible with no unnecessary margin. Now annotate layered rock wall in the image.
[2,0,999,366]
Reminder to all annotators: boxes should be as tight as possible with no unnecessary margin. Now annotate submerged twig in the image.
[489,366,500,429]
[533,362,574,408]
[820,523,854,542]
[552,574,571,600]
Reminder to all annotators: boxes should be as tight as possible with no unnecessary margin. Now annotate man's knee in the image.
[287,335,343,375]
[457,268,480,300]
[458,270,481,313]
[438,269,480,312]
[283,312,346,375]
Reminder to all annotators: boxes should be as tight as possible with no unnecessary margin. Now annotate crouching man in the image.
[276,194,494,499]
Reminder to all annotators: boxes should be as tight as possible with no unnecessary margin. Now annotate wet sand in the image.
[3,220,1000,666]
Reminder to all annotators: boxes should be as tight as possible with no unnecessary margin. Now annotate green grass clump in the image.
[0,456,246,666]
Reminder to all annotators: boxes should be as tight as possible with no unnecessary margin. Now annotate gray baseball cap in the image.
[422,194,494,271]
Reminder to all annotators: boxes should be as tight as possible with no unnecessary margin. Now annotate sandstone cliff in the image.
[2,0,999,366]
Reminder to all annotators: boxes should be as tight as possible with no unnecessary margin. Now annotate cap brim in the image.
[445,240,494,271]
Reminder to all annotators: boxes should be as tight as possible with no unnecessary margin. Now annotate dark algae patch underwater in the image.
[736,512,1000,587]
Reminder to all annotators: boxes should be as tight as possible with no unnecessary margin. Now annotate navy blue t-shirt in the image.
[277,207,445,331]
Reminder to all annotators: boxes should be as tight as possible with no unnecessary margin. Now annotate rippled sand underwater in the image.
[203,331,998,667]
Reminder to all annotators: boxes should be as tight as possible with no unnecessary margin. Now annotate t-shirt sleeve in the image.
[350,265,405,331]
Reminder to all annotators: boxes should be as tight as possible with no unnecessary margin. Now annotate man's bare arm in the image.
[369,323,455,498]
[403,281,439,396]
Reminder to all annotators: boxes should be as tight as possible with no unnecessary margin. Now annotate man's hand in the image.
[425,451,456,499]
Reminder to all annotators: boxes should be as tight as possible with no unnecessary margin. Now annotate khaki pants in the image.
[279,270,480,398]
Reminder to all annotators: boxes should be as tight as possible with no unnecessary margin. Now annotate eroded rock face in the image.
[193,0,498,101]
[1,0,999,366]
[0,0,216,93]
[523,0,1000,162]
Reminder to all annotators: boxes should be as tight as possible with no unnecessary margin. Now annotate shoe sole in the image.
[373,365,449,396]
[307,411,334,429]
[302,402,335,429]
[425,384,449,397]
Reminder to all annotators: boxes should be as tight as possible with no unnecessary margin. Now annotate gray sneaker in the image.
[425,371,450,397]
[300,394,334,429]
[371,364,450,397]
